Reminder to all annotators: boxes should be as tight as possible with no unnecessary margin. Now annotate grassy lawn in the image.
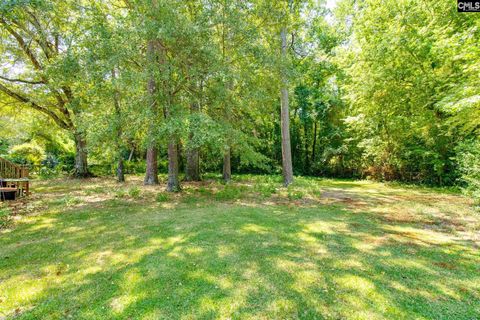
[0,175,479,319]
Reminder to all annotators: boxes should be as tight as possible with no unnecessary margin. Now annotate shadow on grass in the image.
[0,197,479,319]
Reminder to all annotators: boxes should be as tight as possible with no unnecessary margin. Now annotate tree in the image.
[144,39,161,185]
[185,93,201,181]
[336,0,479,184]
[0,1,91,177]
[279,23,294,185]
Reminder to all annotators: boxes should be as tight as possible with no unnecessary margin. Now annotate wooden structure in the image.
[0,157,30,200]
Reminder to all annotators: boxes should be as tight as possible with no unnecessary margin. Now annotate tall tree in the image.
[112,69,125,182]
[0,1,91,177]
[185,97,201,181]
[144,39,160,185]
[280,23,294,186]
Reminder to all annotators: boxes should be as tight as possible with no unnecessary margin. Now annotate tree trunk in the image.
[280,27,294,186]
[74,132,89,178]
[167,141,180,192]
[185,102,200,181]
[185,145,200,181]
[128,147,134,161]
[144,39,159,185]
[144,147,159,185]
[311,121,317,167]
[223,147,231,182]
[117,157,125,182]
[304,122,310,174]
[112,68,125,183]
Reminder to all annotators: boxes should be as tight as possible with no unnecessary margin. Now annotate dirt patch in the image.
[432,261,457,271]
[380,213,424,224]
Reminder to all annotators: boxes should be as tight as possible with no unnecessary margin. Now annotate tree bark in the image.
[167,141,180,192]
[280,27,294,186]
[117,157,125,183]
[185,144,200,181]
[304,122,310,174]
[144,39,159,185]
[74,132,89,178]
[128,147,134,161]
[223,147,231,182]
[311,121,317,167]
[112,68,125,183]
[185,102,200,181]
[144,147,159,185]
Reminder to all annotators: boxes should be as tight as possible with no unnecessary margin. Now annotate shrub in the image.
[89,164,113,177]
[58,152,75,173]
[42,153,60,169]
[121,160,149,174]
[38,167,61,179]
[287,189,304,201]
[128,187,141,199]
[9,142,45,166]
[456,140,480,206]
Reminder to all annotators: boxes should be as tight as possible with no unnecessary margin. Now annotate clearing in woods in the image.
[0,175,479,319]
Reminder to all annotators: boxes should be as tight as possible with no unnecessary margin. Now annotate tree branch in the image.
[0,75,45,85]
[0,82,72,130]
[24,10,56,59]
[0,17,43,71]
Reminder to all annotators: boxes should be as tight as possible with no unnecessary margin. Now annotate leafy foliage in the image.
[0,0,478,195]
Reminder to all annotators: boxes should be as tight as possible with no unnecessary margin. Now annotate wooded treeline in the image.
[0,0,478,193]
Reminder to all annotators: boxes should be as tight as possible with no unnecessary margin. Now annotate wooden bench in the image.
[1,178,30,196]
[0,157,30,198]
[0,187,17,201]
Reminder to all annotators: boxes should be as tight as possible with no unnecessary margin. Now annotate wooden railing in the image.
[0,157,29,179]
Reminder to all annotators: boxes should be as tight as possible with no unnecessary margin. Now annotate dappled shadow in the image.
[1,193,479,319]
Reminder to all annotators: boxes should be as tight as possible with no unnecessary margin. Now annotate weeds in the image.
[288,189,304,201]
[215,184,246,201]
[255,183,277,198]
[114,189,127,198]
[0,205,10,229]
[128,187,141,199]
[156,193,170,203]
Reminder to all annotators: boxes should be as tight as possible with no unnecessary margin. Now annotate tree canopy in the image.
[0,0,478,197]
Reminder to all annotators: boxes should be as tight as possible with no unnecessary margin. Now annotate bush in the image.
[42,153,59,169]
[456,140,480,206]
[8,142,45,166]
[124,161,146,174]
[89,164,113,177]
[287,188,304,201]
[38,167,61,179]
[58,152,75,173]
[128,187,141,199]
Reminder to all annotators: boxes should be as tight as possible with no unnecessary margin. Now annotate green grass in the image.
[0,175,479,319]
[0,205,10,229]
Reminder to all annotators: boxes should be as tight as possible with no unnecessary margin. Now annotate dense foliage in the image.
[0,0,478,194]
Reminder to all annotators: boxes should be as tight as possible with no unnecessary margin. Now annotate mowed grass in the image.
[0,175,479,319]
